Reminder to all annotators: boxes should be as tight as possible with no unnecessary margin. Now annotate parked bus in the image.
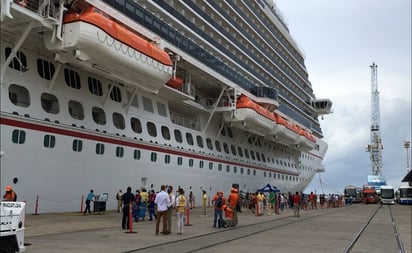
[380,185,395,204]
[344,185,362,204]
[398,184,412,205]
[362,185,378,204]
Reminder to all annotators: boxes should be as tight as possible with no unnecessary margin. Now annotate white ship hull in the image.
[0,1,329,213]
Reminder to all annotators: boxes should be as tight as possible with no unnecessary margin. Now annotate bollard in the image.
[80,195,84,213]
[125,200,137,234]
[184,208,192,226]
[32,195,39,215]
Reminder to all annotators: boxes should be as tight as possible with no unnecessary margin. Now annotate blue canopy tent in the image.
[257,184,280,193]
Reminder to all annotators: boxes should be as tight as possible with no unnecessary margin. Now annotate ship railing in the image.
[170,112,200,131]
[11,0,58,19]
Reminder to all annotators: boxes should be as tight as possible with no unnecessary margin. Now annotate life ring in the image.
[18,0,27,7]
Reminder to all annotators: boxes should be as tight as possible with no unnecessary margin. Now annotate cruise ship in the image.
[0,0,332,213]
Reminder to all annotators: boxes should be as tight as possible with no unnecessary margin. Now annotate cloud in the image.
[275,0,412,193]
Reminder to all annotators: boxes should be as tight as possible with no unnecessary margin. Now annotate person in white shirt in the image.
[154,185,170,235]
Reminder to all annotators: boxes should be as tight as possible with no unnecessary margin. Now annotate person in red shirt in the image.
[293,192,300,217]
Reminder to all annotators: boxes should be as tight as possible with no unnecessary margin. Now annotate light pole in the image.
[404,140,410,173]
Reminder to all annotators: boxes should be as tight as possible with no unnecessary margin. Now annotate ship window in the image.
[72,139,83,152]
[227,128,233,138]
[134,149,141,160]
[161,126,171,140]
[131,117,142,133]
[233,166,237,173]
[150,152,157,162]
[116,147,124,157]
[9,84,30,107]
[11,129,26,144]
[41,93,59,114]
[226,165,230,173]
[142,96,153,112]
[177,157,183,166]
[256,152,261,161]
[250,151,255,160]
[230,145,236,156]
[174,129,183,143]
[206,138,213,150]
[199,160,204,168]
[96,143,105,155]
[218,164,222,171]
[43,135,56,148]
[37,59,55,80]
[215,140,221,152]
[244,149,249,159]
[261,154,266,163]
[253,170,256,176]
[92,107,106,125]
[127,91,139,107]
[157,102,167,117]
[165,154,171,164]
[237,147,243,157]
[269,172,272,178]
[5,47,27,71]
[88,77,102,96]
[263,171,266,177]
[110,85,122,102]
[64,69,81,89]
[125,0,135,17]
[189,159,194,167]
[186,133,194,146]
[223,143,229,154]
[277,174,280,179]
[196,135,204,148]
[220,127,226,136]
[68,100,84,120]
[113,112,125,130]
[147,122,157,137]
[209,162,213,170]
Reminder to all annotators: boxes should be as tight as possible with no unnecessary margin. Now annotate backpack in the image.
[215,196,223,208]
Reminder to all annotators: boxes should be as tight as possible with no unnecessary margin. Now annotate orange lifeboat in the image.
[63,7,172,66]
[45,6,173,93]
[166,77,185,89]
[223,95,277,135]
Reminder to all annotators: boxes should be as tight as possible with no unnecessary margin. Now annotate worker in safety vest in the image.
[228,187,239,226]
[2,185,16,201]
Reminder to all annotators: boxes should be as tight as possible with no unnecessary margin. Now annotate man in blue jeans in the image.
[83,189,94,214]
[212,191,224,228]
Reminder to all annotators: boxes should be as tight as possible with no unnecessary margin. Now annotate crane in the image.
[365,63,386,187]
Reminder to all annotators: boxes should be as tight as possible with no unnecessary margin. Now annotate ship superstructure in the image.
[0,0,332,213]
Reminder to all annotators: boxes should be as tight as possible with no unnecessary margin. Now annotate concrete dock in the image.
[23,204,411,253]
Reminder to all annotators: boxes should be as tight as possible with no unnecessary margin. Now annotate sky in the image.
[275,0,412,194]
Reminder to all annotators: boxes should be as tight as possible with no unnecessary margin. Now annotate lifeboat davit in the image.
[44,6,173,94]
[223,95,277,136]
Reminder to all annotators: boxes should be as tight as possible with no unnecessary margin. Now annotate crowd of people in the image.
[75,185,346,235]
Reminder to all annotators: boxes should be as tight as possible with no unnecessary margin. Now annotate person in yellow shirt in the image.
[256,192,265,216]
